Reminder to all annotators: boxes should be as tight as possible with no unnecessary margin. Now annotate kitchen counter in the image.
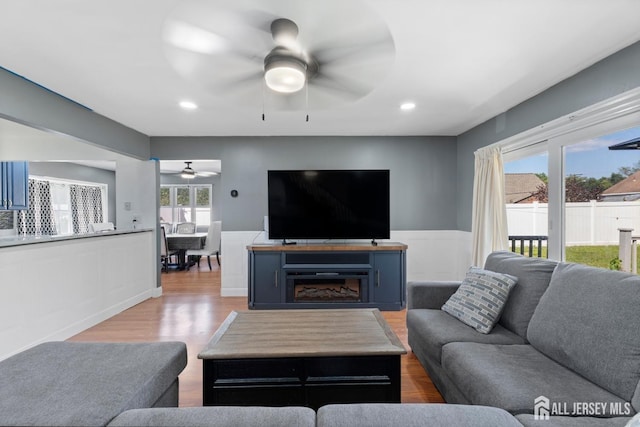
[0,228,153,248]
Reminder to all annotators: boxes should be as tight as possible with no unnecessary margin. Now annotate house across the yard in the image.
[505,173,545,204]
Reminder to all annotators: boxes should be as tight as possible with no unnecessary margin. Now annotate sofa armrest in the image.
[407,281,461,310]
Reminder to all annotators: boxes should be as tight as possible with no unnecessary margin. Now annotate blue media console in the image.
[247,242,407,311]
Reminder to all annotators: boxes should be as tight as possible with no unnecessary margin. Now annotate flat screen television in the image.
[268,169,390,240]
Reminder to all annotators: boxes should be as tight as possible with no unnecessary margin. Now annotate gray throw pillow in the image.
[442,267,518,334]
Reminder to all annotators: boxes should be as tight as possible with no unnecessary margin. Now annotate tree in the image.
[526,162,637,203]
[618,161,640,177]
[532,183,548,202]
[535,173,548,184]
[607,172,625,185]
[565,175,606,202]
[532,174,608,202]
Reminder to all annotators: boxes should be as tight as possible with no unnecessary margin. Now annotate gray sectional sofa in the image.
[407,250,640,426]
[3,258,639,427]
[0,341,188,426]
[0,341,527,427]
[108,403,522,427]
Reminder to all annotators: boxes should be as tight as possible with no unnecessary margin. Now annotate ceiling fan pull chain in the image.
[262,80,266,121]
[305,76,309,122]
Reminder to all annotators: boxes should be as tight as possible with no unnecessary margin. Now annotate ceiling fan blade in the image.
[311,36,394,67]
[162,1,276,61]
[163,19,267,62]
[212,70,264,91]
[196,172,218,177]
[260,78,371,112]
[310,73,373,100]
[204,71,265,105]
[164,42,264,93]
[243,9,282,33]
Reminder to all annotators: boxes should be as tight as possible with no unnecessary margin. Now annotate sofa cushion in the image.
[516,414,634,427]
[317,403,522,427]
[407,309,525,364]
[527,262,640,401]
[0,341,187,427]
[442,342,629,416]
[441,267,517,334]
[484,251,558,339]
[108,407,316,427]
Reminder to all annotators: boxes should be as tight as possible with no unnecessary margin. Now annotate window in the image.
[160,184,212,229]
[0,211,16,236]
[498,88,640,266]
[561,127,640,268]
[18,176,107,236]
[504,150,549,257]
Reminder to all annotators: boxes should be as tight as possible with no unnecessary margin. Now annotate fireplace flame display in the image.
[294,280,361,302]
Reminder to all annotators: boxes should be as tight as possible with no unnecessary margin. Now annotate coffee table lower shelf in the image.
[203,355,401,409]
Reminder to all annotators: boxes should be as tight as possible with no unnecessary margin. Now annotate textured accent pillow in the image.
[442,267,518,334]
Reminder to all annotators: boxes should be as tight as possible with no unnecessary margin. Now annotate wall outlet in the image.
[124,201,132,211]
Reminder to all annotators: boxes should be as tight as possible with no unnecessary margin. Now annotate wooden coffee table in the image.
[198,308,406,409]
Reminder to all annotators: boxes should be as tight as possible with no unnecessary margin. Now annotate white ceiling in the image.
[2,0,640,138]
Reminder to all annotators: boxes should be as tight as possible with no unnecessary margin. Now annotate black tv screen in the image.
[268,170,390,240]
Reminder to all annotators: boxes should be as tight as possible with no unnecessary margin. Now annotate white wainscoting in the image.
[220,231,266,297]
[0,231,157,361]
[220,230,472,297]
[390,230,472,282]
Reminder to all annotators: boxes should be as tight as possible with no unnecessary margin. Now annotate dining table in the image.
[166,232,207,270]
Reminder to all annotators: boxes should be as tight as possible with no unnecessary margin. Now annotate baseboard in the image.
[221,288,248,297]
[0,288,155,361]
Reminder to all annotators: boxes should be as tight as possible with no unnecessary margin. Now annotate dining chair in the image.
[160,226,178,272]
[176,222,196,234]
[186,221,221,270]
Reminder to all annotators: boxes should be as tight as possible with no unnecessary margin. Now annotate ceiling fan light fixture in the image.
[400,102,416,111]
[264,59,306,93]
[181,161,196,179]
[179,100,198,110]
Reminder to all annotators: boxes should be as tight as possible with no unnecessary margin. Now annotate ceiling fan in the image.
[179,162,218,179]
[263,18,311,94]
[161,0,395,111]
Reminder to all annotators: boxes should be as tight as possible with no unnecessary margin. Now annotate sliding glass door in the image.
[562,127,640,268]
[504,150,549,257]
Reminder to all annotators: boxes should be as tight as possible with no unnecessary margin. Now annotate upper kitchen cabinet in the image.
[0,161,29,210]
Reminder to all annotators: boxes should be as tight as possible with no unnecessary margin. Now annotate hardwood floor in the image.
[69,263,444,407]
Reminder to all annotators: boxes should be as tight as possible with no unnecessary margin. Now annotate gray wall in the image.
[28,162,117,222]
[0,68,149,159]
[456,40,640,231]
[150,136,457,231]
[5,38,640,236]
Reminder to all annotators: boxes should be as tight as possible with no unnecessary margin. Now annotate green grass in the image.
[565,245,622,269]
[510,245,633,270]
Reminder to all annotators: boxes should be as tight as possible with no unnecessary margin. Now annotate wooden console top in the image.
[247,242,407,251]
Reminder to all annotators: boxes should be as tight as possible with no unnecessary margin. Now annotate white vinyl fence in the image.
[507,201,640,246]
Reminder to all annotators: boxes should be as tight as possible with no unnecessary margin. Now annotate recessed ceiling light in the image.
[179,100,198,110]
[400,102,416,111]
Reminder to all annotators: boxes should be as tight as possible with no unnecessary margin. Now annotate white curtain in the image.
[471,146,509,266]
